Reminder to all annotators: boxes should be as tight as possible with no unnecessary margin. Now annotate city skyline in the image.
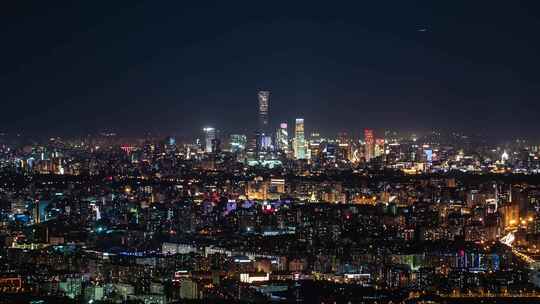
[5,2,540,303]
[3,86,530,145]
[0,87,535,144]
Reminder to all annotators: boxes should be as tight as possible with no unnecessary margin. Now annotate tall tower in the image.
[364,129,374,161]
[203,127,216,153]
[256,91,271,154]
[294,118,306,160]
[337,132,353,161]
[276,123,289,154]
[257,91,270,133]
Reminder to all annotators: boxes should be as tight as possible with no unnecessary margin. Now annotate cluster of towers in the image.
[202,90,305,159]
[255,91,306,160]
[202,90,382,163]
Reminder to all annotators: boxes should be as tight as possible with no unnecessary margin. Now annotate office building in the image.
[374,138,385,158]
[230,134,247,153]
[256,91,272,153]
[364,129,374,161]
[258,91,270,132]
[203,127,216,153]
[294,118,306,160]
[276,123,289,153]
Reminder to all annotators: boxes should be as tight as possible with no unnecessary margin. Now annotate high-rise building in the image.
[294,118,306,160]
[337,132,353,161]
[260,135,272,151]
[230,134,247,153]
[257,91,270,132]
[256,91,271,154]
[211,138,221,153]
[364,129,374,161]
[276,123,289,153]
[179,278,200,300]
[309,132,322,160]
[374,138,385,158]
[203,127,216,153]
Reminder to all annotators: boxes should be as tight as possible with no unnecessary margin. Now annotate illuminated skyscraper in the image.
[276,123,289,153]
[374,138,385,158]
[230,134,247,153]
[203,127,216,153]
[337,132,353,161]
[257,91,270,132]
[364,129,374,161]
[308,132,322,160]
[256,91,271,154]
[294,118,306,159]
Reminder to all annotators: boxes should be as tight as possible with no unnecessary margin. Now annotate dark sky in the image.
[2,1,540,139]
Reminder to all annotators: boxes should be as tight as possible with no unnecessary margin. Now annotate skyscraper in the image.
[256,91,271,154]
[276,123,289,153]
[257,91,270,133]
[364,129,374,161]
[337,132,353,161]
[374,138,385,158]
[294,118,306,160]
[230,134,247,153]
[203,127,216,153]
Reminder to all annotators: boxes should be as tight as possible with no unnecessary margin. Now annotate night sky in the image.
[2,1,540,139]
